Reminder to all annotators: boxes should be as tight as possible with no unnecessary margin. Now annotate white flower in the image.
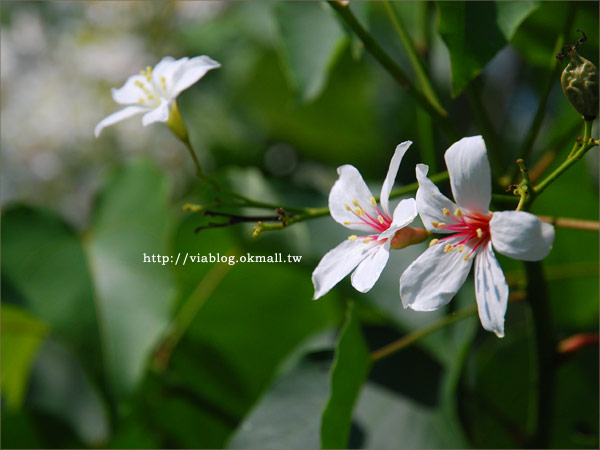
[312,141,420,299]
[400,136,555,337]
[94,55,220,137]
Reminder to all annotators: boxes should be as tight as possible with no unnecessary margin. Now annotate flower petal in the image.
[400,236,473,311]
[111,74,152,105]
[351,241,390,292]
[328,165,381,233]
[444,135,491,214]
[475,242,509,337]
[380,141,412,218]
[380,198,417,240]
[151,56,188,95]
[415,164,459,234]
[170,55,221,98]
[141,99,170,126]
[490,211,555,261]
[94,105,148,137]
[312,239,377,299]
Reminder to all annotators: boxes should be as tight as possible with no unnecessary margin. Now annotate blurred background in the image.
[1,1,598,448]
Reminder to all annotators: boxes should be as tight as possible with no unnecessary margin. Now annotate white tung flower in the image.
[400,136,555,337]
[312,141,420,299]
[94,55,220,137]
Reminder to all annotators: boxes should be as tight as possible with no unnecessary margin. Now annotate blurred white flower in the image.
[94,56,221,138]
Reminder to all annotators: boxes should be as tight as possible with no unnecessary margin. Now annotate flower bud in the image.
[560,47,599,120]
[390,226,428,250]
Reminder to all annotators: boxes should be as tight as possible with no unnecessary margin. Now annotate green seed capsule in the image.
[560,48,599,120]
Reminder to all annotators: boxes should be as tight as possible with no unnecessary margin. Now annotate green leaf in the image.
[437,1,539,96]
[275,2,346,102]
[85,159,175,397]
[1,206,102,374]
[321,302,371,449]
[228,357,332,449]
[1,304,49,409]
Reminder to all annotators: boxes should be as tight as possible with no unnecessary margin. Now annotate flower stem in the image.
[328,0,460,143]
[537,215,600,231]
[533,120,598,197]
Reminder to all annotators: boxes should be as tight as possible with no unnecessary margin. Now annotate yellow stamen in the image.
[370,197,377,206]
[138,98,145,104]
[363,237,372,243]
[476,228,483,238]
[147,94,154,100]
[135,80,145,88]
[444,244,455,253]
[429,238,439,247]
[456,244,465,252]
[145,65,152,81]
[463,254,470,261]
[438,222,446,228]
[352,200,360,207]
[443,208,450,216]
[343,221,351,225]
[454,208,463,217]
[348,235,358,241]
[345,204,351,211]
[160,76,167,91]
[378,215,384,224]
[355,208,364,216]
[431,221,439,228]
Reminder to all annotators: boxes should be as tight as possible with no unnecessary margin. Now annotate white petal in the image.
[474,243,508,337]
[94,105,148,137]
[141,99,170,126]
[111,74,153,105]
[400,236,473,311]
[380,198,417,240]
[328,165,381,233]
[444,136,491,214]
[415,164,459,234]
[490,211,555,261]
[351,241,390,292]
[312,239,377,299]
[170,55,221,98]
[379,141,412,218]
[151,56,188,95]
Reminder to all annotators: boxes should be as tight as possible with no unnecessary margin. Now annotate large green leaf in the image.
[437,1,539,96]
[228,357,332,449]
[1,206,102,374]
[85,159,176,397]
[275,2,346,102]
[321,302,371,449]
[1,304,49,409]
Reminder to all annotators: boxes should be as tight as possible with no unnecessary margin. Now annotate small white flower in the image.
[400,136,555,337]
[94,55,220,137]
[312,141,419,299]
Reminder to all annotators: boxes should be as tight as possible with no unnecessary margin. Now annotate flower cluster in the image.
[313,136,555,337]
[96,56,555,338]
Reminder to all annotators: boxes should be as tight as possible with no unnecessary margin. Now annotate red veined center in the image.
[429,207,491,260]
[344,197,393,244]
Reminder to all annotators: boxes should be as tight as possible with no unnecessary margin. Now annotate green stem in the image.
[328,1,460,143]
[524,261,555,448]
[534,120,598,197]
[371,305,477,361]
[515,159,533,211]
[383,1,445,116]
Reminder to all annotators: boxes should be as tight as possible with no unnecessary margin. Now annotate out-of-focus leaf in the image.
[85,159,175,397]
[275,2,346,102]
[228,357,332,449]
[1,206,102,374]
[437,1,539,96]
[1,304,49,409]
[28,339,110,447]
[321,302,371,449]
[0,410,43,449]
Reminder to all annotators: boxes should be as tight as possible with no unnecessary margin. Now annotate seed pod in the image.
[560,47,599,120]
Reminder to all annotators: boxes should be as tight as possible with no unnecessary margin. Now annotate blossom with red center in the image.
[312,141,419,299]
[400,136,555,337]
